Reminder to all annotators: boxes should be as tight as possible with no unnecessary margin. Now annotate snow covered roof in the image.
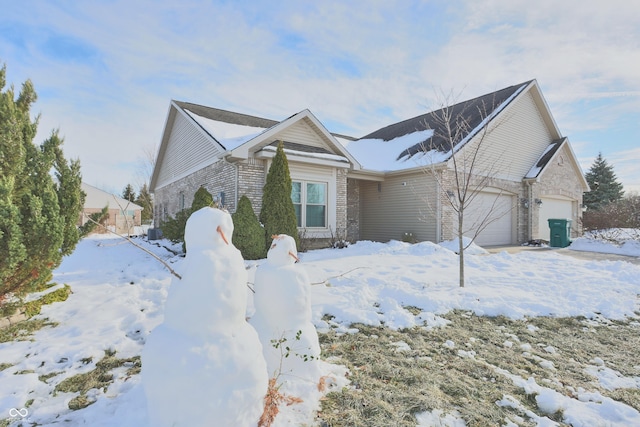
[352,81,532,171]
[171,81,538,174]
[342,129,443,172]
[177,102,275,150]
[82,183,142,210]
[526,138,566,179]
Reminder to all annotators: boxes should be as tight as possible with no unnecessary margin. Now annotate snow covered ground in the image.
[1,231,639,426]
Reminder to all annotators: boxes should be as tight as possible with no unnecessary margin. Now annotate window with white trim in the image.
[291,181,327,228]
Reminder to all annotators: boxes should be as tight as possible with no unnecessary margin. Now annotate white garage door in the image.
[538,197,573,241]
[465,192,514,246]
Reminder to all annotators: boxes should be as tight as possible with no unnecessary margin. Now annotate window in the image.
[291,181,327,228]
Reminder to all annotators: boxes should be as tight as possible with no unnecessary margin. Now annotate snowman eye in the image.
[270,243,277,249]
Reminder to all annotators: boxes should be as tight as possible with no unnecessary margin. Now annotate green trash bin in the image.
[548,218,572,248]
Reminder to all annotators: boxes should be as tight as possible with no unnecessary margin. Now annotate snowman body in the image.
[251,235,321,383]
[142,207,268,427]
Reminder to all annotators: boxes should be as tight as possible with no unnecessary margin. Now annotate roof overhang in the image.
[253,146,352,169]
[227,109,361,170]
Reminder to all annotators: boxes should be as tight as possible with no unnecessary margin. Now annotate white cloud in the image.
[2,0,639,192]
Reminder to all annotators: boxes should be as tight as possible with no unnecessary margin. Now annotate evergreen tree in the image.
[122,183,136,202]
[135,183,153,222]
[259,141,299,251]
[232,195,266,260]
[584,153,624,211]
[0,64,84,297]
[191,186,214,211]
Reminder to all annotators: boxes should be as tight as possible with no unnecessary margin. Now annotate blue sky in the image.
[2,0,639,195]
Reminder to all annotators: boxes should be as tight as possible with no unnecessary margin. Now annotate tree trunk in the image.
[458,212,465,288]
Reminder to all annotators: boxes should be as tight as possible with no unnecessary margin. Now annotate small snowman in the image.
[250,234,321,386]
[142,207,268,427]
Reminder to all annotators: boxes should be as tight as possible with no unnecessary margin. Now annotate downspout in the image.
[525,179,533,240]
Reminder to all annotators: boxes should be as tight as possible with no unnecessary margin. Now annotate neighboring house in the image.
[80,183,144,235]
[150,79,589,247]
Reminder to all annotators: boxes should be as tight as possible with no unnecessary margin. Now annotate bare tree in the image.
[134,143,158,190]
[134,143,158,223]
[419,90,515,287]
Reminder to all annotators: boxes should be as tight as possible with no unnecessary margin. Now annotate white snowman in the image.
[250,234,321,386]
[142,207,268,427]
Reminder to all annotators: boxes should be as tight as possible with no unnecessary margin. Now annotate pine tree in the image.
[0,64,84,297]
[122,184,136,202]
[583,153,624,211]
[259,141,299,251]
[135,183,153,222]
[232,195,266,260]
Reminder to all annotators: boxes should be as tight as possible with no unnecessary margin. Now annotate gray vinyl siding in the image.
[155,113,224,188]
[465,91,554,181]
[360,172,439,242]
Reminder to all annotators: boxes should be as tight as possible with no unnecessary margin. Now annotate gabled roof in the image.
[174,102,361,168]
[82,183,142,211]
[526,138,565,179]
[175,101,279,130]
[525,138,590,190]
[360,80,533,161]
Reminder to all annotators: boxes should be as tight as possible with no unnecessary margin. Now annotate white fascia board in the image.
[254,149,351,169]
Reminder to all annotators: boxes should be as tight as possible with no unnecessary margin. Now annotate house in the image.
[149,79,589,247]
[80,183,144,235]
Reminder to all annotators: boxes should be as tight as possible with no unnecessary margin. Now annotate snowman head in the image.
[185,207,234,251]
[267,234,299,266]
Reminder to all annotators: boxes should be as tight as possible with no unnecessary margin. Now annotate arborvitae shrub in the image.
[192,186,214,211]
[232,195,266,260]
[259,141,300,251]
[159,187,214,253]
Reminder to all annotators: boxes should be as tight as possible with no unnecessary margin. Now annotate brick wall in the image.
[346,178,360,241]
[153,160,237,226]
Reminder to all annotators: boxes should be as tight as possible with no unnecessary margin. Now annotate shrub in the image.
[259,141,299,252]
[232,195,266,260]
[582,195,640,231]
[159,187,215,253]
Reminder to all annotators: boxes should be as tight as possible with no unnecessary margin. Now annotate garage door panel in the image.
[466,193,514,246]
[538,198,573,241]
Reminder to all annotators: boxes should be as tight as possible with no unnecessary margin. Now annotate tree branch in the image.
[82,213,182,280]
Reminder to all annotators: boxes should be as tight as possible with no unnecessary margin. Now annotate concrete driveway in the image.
[485,245,640,265]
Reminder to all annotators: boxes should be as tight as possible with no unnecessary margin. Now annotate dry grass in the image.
[318,311,640,426]
[54,350,141,410]
[0,318,56,343]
